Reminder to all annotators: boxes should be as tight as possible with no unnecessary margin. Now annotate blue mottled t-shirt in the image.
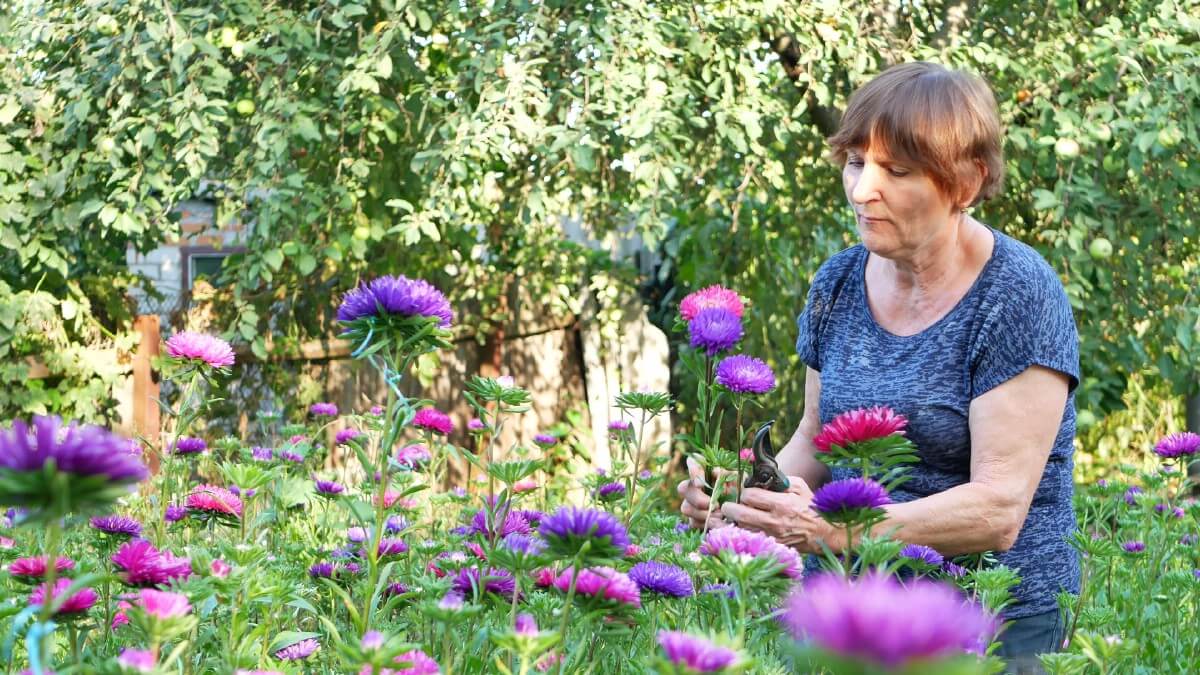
[795,226,1081,618]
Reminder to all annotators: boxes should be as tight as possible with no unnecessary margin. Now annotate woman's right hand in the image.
[677,456,733,530]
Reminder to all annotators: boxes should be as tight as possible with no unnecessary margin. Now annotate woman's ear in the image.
[961,159,989,208]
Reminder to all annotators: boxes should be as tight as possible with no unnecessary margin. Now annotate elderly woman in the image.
[679,62,1079,671]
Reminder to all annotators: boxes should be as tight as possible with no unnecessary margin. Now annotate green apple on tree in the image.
[1089,237,1113,260]
[235,99,255,116]
[1055,137,1081,159]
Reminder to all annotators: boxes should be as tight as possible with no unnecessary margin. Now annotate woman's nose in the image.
[851,164,884,205]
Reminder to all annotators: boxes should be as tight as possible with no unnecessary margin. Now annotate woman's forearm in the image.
[829,482,1016,556]
[776,421,831,492]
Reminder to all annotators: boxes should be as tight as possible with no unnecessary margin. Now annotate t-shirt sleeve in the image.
[970,263,1080,399]
[795,260,841,372]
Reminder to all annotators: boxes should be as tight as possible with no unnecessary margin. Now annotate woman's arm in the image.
[833,365,1071,555]
[725,365,1070,556]
[775,367,832,491]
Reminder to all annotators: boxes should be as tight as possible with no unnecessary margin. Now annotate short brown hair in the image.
[827,62,1004,207]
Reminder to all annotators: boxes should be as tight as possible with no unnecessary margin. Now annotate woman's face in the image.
[842,145,961,259]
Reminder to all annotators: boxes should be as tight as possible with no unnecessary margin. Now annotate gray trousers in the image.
[996,610,1066,675]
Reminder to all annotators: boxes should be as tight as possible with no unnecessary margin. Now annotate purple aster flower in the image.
[309,402,338,417]
[811,478,891,521]
[370,405,385,416]
[899,544,944,567]
[164,504,187,523]
[251,446,273,461]
[279,450,304,463]
[628,561,694,597]
[595,482,626,502]
[500,532,548,556]
[674,522,690,534]
[386,582,410,597]
[438,591,465,610]
[395,443,432,469]
[687,307,744,355]
[412,408,453,435]
[336,275,454,327]
[90,515,142,538]
[1122,540,1145,553]
[228,485,255,498]
[468,418,486,432]
[780,573,999,668]
[309,562,337,579]
[335,428,361,445]
[515,509,545,528]
[608,419,632,436]
[715,354,776,394]
[515,613,539,635]
[172,436,207,455]
[361,630,385,651]
[451,566,517,599]
[1194,569,1200,581]
[1181,534,1198,546]
[385,515,409,533]
[1154,432,1200,459]
[470,508,531,539]
[533,433,557,448]
[1096,478,1108,488]
[0,415,148,483]
[164,331,235,369]
[539,506,630,558]
[699,527,803,579]
[314,479,345,496]
[1124,486,1143,506]
[275,638,319,661]
[376,538,409,557]
[657,631,740,672]
[701,583,736,598]
[941,562,968,579]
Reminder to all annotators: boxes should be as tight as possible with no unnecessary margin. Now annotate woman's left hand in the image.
[720,480,840,554]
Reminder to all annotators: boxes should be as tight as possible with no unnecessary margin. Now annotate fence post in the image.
[132,314,161,473]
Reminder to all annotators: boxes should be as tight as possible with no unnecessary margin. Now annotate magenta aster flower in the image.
[1154,432,1200,459]
[699,527,803,579]
[0,415,148,483]
[451,566,517,599]
[539,506,630,559]
[515,613,539,635]
[275,638,319,661]
[29,578,97,615]
[811,478,891,520]
[90,515,142,538]
[687,308,744,356]
[111,540,193,587]
[608,419,632,434]
[185,484,243,518]
[335,428,361,445]
[813,406,908,453]
[679,285,745,322]
[628,561,694,597]
[533,433,557,448]
[9,556,75,581]
[337,275,454,328]
[135,588,191,618]
[657,630,740,672]
[780,573,998,668]
[412,408,453,435]
[899,544,944,567]
[395,444,432,469]
[118,648,156,672]
[554,566,641,608]
[309,402,338,417]
[382,649,441,675]
[468,418,486,432]
[172,436,207,455]
[165,331,235,368]
[715,354,776,394]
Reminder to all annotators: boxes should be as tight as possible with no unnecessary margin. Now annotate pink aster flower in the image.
[335,428,361,445]
[467,418,486,433]
[553,566,641,608]
[512,478,539,493]
[185,484,243,518]
[360,649,441,675]
[395,444,432,469]
[275,638,319,661]
[111,540,193,587]
[135,588,191,618]
[118,648,156,672]
[9,556,75,581]
[29,578,97,615]
[165,331,235,369]
[111,601,131,630]
[210,559,231,578]
[812,405,908,453]
[739,447,754,462]
[679,285,745,322]
[699,526,803,579]
[412,408,453,435]
[657,631,740,672]
[310,402,339,417]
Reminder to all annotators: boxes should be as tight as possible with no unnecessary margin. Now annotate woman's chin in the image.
[856,226,895,255]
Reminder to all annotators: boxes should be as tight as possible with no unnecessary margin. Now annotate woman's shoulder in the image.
[990,228,1066,288]
[810,243,867,290]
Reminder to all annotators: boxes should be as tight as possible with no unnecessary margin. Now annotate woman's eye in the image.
[888,169,909,177]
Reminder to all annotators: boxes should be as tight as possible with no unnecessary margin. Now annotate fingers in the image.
[720,501,759,531]
[686,456,706,484]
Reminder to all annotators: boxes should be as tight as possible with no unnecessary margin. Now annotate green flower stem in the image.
[555,551,586,675]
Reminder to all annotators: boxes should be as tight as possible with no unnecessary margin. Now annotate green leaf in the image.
[297,253,317,275]
[263,249,284,271]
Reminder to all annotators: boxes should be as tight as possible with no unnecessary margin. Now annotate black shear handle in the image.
[743,420,790,492]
